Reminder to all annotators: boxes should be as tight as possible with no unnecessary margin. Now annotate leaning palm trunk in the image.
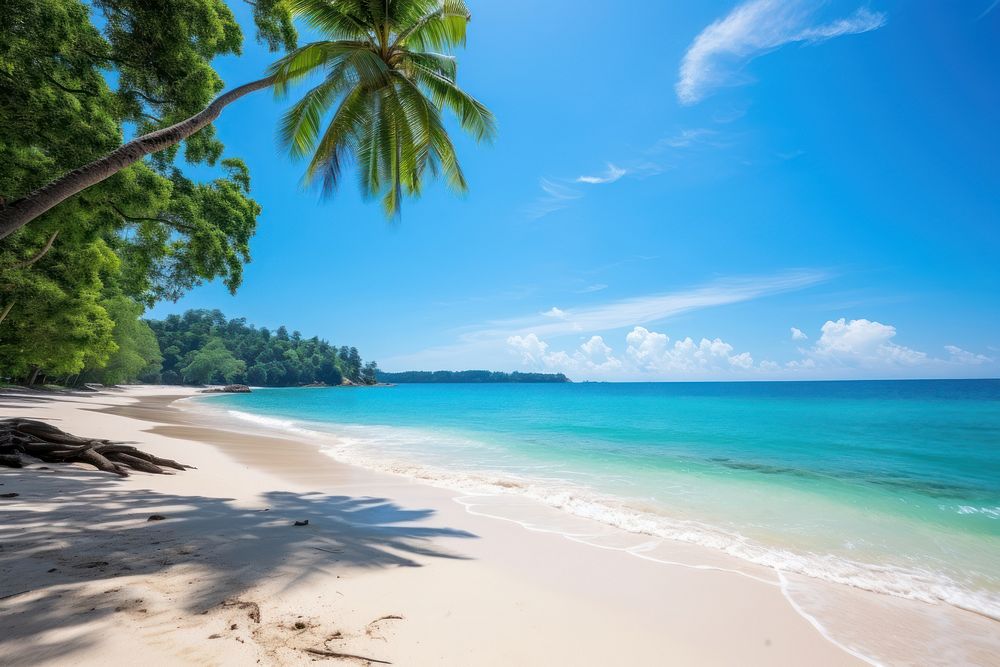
[0,76,275,241]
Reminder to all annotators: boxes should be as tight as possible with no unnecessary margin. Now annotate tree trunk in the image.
[26,366,40,386]
[0,76,275,241]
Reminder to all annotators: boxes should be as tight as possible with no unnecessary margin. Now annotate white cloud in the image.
[507,334,621,375]
[625,327,754,374]
[676,0,887,104]
[790,326,808,341]
[385,271,828,373]
[577,163,627,184]
[812,318,926,366]
[542,307,568,319]
[580,335,614,360]
[506,333,548,364]
[577,283,608,294]
[625,326,669,365]
[944,345,992,366]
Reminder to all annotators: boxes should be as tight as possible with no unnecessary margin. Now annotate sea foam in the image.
[216,405,1000,621]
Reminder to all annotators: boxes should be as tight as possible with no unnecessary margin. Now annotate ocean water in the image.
[202,380,1000,619]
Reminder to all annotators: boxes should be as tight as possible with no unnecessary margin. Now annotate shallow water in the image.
[204,379,1000,619]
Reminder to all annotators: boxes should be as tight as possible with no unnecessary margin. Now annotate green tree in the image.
[0,237,118,384]
[83,295,163,384]
[179,338,245,384]
[0,0,493,235]
[0,0,288,384]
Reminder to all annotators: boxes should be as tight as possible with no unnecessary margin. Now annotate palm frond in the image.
[394,0,471,50]
[288,0,376,42]
[276,0,488,218]
[269,41,368,95]
[410,64,495,142]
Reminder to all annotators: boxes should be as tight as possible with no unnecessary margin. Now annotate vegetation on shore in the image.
[149,309,377,387]
[1,0,491,390]
[377,370,570,384]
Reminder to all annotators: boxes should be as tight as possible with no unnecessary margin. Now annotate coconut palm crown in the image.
[270,0,495,216]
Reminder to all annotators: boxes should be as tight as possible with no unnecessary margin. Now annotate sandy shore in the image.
[0,386,996,665]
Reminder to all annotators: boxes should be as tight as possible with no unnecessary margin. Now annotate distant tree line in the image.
[376,370,570,384]
[147,310,377,387]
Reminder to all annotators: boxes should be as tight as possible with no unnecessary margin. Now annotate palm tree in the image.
[271,0,495,216]
[0,0,493,239]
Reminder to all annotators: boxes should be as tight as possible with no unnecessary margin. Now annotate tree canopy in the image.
[0,0,294,383]
[148,309,378,387]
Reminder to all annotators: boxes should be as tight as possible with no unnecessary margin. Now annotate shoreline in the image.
[202,391,1000,624]
[1,386,996,665]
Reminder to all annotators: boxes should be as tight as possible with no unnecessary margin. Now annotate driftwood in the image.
[0,418,192,476]
[303,648,392,664]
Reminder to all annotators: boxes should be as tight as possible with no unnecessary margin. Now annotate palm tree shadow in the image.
[0,468,477,664]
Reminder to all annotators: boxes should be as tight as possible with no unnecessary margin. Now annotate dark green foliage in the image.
[0,0,295,384]
[180,338,245,384]
[147,309,375,386]
[82,295,163,384]
[376,370,571,384]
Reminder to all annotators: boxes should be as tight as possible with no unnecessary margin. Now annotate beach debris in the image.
[0,418,193,476]
[303,647,392,664]
[221,599,261,624]
[147,514,167,521]
[312,546,342,554]
[365,615,404,641]
[293,519,309,526]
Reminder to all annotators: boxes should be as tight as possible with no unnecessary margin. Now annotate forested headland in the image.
[377,370,570,384]
[149,310,376,386]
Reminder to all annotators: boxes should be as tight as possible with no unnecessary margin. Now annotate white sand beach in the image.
[1,387,996,666]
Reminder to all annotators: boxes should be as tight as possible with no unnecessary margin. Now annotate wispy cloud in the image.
[524,178,582,219]
[977,0,1000,19]
[676,0,887,105]
[576,163,627,184]
[656,128,720,150]
[382,270,827,373]
[474,270,827,340]
[576,283,609,294]
[528,161,645,219]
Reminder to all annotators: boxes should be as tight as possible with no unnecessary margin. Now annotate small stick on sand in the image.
[303,647,392,664]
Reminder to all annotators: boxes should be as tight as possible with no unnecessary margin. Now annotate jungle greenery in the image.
[0,0,490,386]
[377,370,571,383]
[0,0,295,384]
[149,309,377,386]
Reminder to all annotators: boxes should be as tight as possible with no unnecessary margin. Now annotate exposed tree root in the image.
[0,418,193,476]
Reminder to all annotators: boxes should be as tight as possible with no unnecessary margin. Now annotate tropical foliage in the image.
[271,0,495,215]
[0,0,293,384]
[0,0,493,386]
[148,309,378,386]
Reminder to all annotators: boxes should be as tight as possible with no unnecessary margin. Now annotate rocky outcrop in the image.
[200,384,252,393]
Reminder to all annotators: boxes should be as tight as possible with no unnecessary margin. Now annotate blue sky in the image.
[148,0,1000,380]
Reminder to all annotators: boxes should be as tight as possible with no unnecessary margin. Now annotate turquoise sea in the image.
[203,379,1000,619]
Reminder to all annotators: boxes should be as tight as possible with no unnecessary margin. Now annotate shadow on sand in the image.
[0,467,476,664]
